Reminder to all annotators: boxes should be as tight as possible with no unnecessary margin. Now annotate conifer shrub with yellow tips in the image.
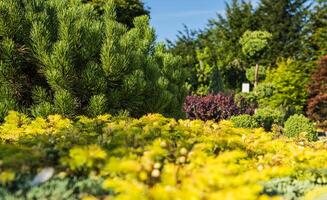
[0,112,326,199]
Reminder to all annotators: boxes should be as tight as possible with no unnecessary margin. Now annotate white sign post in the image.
[242,83,250,93]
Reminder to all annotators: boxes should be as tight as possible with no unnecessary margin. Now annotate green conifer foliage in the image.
[0,0,187,120]
[264,59,310,113]
[306,0,327,59]
[194,47,223,95]
[255,0,310,62]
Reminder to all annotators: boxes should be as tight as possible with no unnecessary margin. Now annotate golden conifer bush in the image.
[0,111,327,199]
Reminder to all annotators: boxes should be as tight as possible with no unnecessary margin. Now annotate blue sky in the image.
[143,0,258,42]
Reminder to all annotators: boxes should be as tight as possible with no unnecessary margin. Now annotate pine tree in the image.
[0,0,187,120]
[255,0,311,63]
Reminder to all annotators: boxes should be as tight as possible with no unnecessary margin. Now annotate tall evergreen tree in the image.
[255,0,311,63]
[304,0,327,59]
[205,0,257,90]
[168,0,259,92]
[167,25,200,93]
[0,0,187,120]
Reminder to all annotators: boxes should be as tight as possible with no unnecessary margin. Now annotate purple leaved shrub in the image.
[183,93,250,121]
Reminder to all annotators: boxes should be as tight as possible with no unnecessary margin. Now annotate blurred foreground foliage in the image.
[0,112,327,199]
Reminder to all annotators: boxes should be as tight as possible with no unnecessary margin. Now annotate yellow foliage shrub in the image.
[1,112,327,199]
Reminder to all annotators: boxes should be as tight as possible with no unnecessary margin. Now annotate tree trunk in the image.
[254,63,259,88]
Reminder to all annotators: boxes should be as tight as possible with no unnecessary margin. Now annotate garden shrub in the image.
[0,112,327,199]
[263,177,315,200]
[271,124,284,135]
[264,59,312,113]
[183,93,241,121]
[253,82,277,107]
[283,114,317,141]
[307,55,327,130]
[254,107,285,131]
[0,0,187,120]
[231,114,259,128]
[234,92,257,115]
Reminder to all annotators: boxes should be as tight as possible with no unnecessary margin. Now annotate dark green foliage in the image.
[207,0,256,90]
[193,47,224,95]
[168,0,321,95]
[254,107,285,131]
[85,0,150,28]
[209,66,224,94]
[0,0,187,119]
[283,114,317,141]
[304,0,327,59]
[231,114,259,128]
[169,0,257,92]
[255,0,311,62]
[167,25,200,93]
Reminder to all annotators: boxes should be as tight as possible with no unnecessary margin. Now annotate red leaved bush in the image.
[183,93,250,122]
[307,55,327,130]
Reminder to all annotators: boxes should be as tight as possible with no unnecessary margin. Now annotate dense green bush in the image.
[0,0,187,120]
[234,92,257,115]
[254,82,276,107]
[283,114,317,141]
[264,59,312,113]
[231,114,259,128]
[254,107,285,131]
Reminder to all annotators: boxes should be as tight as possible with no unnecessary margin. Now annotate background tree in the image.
[307,55,327,130]
[84,0,150,28]
[304,0,327,60]
[207,0,257,91]
[167,26,200,93]
[194,47,223,95]
[255,0,311,63]
[167,0,258,92]
[239,30,272,88]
